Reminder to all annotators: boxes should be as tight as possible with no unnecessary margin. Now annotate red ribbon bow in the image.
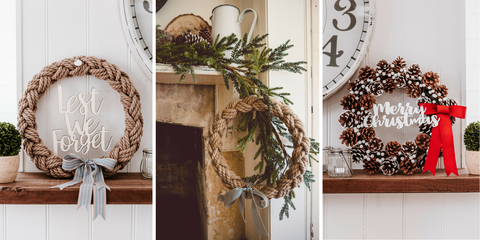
[419,103,466,176]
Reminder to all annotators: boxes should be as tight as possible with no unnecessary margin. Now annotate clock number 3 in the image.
[333,0,357,31]
[323,35,343,67]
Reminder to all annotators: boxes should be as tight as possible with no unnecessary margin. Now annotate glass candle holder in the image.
[328,148,353,178]
[140,148,153,179]
[323,146,331,173]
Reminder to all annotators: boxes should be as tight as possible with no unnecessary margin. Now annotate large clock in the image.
[120,0,153,80]
[323,0,375,99]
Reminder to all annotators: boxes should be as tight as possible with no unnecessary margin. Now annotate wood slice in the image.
[157,29,174,47]
[165,14,211,38]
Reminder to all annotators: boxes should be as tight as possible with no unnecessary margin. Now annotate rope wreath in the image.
[18,56,143,178]
[338,57,458,175]
[207,96,310,199]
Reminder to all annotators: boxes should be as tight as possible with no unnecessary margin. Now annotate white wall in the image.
[0,1,153,239]
[323,0,480,239]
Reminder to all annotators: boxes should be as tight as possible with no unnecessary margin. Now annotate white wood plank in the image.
[444,193,480,239]
[325,194,364,239]
[405,193,443,239]
[92,205,132,240]
[46,0,88,160]
[88,0,131,171]
[0,205,4,240]
[5,205,46,240]
[21,0,47,173]
[135,205,152,240]
[49,205,89,240]
[366,194,403,239]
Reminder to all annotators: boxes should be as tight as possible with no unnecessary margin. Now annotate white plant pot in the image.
[0,155,20,183]
[465,150,480,175]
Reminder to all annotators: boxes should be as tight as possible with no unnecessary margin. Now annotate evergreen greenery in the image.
[0,122,22,157]
[157,33,318,220]
[464,121,479,151]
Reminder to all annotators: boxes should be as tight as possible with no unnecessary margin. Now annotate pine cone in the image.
[407,64,422,77]
[347,79,361,92]
[399,156,417,175]
[416,150,426,169]
[359,66,377,81]
[415,133,431,151]
[356,111,373,128]
[176,31,208,45]
[360,127,375,142]
[393,72,407,88]
[434,85,448,98]
[422,71,439,87]
[358,94,376,110]
[377,59,392,73]
[199,25,212,43]
[351,145,367,163]
[402,141,417,156]
[339,111,356,128]
[340,128,359,147]
[340,94,358,111]
[383,78,396,94]
[392,57,406,72]
[419,122,432,135]
[406,84,421,98]
[368,137,384,152]
[385,141,402,156]
[369,81,384,96]
[363,159,380,175]
[381,158,399,176]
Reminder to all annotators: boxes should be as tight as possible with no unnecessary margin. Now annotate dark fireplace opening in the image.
[156,122,206,240]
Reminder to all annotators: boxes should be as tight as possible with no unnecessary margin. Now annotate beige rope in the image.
[207,96,310,199]
[17,56,143,178]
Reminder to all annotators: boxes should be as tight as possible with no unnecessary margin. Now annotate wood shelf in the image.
[0,173,152,204]
[156,63,224,85]
[323,169,480,194]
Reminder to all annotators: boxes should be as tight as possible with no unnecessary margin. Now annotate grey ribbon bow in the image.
[222,182,269,237]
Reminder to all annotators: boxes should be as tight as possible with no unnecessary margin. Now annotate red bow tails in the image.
[419,103,466,176]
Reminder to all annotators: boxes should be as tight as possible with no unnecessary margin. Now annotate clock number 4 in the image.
[323,35,343,67]
[333,0,357,31]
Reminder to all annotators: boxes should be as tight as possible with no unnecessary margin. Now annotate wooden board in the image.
[0,173,152,204]
[324,169,480,193]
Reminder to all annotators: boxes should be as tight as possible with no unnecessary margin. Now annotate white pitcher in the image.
[210,4,257,57]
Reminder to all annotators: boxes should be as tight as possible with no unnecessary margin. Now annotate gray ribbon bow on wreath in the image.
[221,182,269,237]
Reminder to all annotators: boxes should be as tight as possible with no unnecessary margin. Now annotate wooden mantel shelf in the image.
[0,173,152,204]
[324,169,480,193]
[156,63,223,85]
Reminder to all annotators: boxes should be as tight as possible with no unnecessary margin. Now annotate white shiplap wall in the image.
[0,1,153,239]
[323,0,480,239]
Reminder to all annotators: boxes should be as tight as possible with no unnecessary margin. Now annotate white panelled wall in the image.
[323,0,480,239]
[0,1,153,240]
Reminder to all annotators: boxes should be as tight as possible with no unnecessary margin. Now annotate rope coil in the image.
[207,96,310,199]
[18,56,143,178]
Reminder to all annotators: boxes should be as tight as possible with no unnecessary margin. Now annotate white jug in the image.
[210,4,257,57]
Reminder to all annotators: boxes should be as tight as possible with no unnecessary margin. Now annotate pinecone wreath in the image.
[337,57,461,176]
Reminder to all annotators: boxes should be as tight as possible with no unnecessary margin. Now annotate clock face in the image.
[323,0,375,99]
[120,0,153,79]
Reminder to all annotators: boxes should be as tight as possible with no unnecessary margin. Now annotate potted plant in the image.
[0,122,22,183]
[464,121,480,175]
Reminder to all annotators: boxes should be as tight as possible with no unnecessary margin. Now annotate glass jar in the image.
[323,146,331,173]
[328,148,353,178]
[140,148,153,179]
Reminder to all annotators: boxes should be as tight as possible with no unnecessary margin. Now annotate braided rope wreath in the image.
[207,96,310,199]
[18,56,143,178]
[338,57,458,176]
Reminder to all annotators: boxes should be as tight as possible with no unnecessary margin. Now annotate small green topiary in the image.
[0,122,22,157]
[464,121,480,151]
